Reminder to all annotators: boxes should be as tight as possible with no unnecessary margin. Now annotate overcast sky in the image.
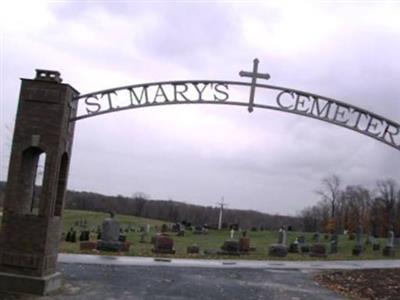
[1,1,399,215]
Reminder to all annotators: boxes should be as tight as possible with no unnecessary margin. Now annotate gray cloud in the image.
[1,2,399,215]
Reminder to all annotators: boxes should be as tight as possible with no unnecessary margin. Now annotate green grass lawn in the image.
[54,209,394,260]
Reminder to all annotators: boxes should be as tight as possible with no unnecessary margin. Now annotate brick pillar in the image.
[0,70,78,295]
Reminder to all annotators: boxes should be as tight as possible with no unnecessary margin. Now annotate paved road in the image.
[1,264,343,300]
[5,254,399,300]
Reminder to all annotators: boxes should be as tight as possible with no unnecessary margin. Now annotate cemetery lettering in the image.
[84,82,230,114]
[276,91,400,144]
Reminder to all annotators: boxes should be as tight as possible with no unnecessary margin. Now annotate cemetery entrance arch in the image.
[0,60,399,295]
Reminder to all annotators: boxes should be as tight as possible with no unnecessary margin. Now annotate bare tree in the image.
[316,174,341,218]
[376,179,398,230]
[344,185,371,232]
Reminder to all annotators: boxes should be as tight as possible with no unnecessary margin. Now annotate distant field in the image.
[0,209,394,260]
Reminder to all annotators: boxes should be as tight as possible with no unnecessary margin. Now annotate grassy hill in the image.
[59,209,392,260]
[0,209,393,260]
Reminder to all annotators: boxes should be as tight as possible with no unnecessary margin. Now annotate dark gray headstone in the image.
[310,243,326,258]
[101,217,120,242]
[313,232,320,243]
[97,215,124,252]
[393,237,400,248]
[187,244,200,254]
[352,225,364,256]
[220,240,240,255]
[268,244,288,257]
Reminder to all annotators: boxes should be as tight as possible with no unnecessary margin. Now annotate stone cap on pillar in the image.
[35,69,62,83]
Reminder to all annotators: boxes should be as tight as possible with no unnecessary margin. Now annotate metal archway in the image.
[70,59,400,152]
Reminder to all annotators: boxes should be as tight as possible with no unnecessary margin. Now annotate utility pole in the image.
[216,197,227,230]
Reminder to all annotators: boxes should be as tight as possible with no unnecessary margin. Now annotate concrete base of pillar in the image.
[0,271,62,295]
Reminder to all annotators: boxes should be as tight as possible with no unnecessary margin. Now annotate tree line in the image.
[63,190,302,230]
[299,175,400,237]
[0,182,301,230]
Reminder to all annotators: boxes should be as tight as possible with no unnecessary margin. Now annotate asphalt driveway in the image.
[0,263,343,300]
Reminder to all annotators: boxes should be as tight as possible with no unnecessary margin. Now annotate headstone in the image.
[204,249,219,255]
[300,244,310,253]
[97,211,124,252]
[187,244,200,254]
[153,235,175,254]
[288,241,299,253]
[71,230,77,243]
[365,234,374,245]
[268,244,288,257]
[352,225,364,256]
[278,227,287,246]
[297,235,308,253]
[372,235,380,251]
[65,230,72,242]
[140,232,147,243]
[310,243,327,258]
[221,240,240,255]
[387,230,395,247]
[161,224,168,233]
[313,232,320,243]
[176,229,185,237]
[393,237,400,248]
[230,229,235,239]
[79,230,90,242]
[80,241,97,251]
[193,226,203,235]
[383,229,396,257]
[355,225,363,245]
[239,238,250,253]
[330,234,338,254]
[102,214,120,241]
[269,227,288,257]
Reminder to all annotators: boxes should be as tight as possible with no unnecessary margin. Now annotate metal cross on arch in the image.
[239,58,271,113]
